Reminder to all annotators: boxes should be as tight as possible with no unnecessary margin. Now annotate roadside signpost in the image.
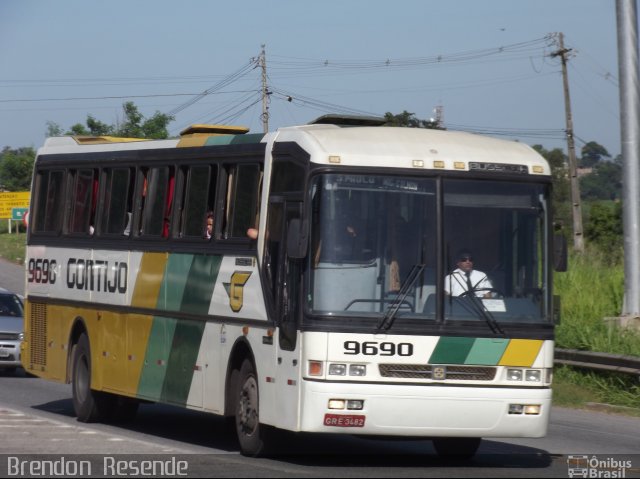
[0,192,30,233]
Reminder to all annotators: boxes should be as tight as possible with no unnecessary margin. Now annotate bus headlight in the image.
[328,364,347,376]
[525,369,542,382]
[349,364,367,376]
[507,369,523,381]
[506,368,543,382]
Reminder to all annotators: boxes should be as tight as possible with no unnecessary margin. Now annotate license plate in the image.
[0,348,9,358]
[323,414,366,428]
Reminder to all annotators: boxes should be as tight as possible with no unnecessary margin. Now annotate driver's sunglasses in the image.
[459,256,473,262]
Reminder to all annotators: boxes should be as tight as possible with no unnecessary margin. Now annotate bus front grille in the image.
[379,364,496,381]
[29,302,47,367]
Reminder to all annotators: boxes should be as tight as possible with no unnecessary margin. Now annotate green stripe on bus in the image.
[181,255,222,315]
[158,254,194,311]
[136,316,178,401]
[161,319,206,405]
[204,133,263,146]
[464,338,510,365]
[429,337,476,364]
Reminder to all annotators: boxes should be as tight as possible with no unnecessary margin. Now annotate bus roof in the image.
[37,122,549,175]
[274,124,551,175]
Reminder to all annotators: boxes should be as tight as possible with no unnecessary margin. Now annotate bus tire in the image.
[235,359,269,457]
[432,437,481,459]
[71,333,113,423]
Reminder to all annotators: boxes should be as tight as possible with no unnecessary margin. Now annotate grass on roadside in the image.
[553,366,640,415]
[553,248,640,415]
[555,248,640,355]
[0,228,26,264]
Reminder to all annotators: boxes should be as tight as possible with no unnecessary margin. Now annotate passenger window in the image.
[100,167,134,236]
[138,166,175,238]
[33,169,65,234]
[224,164,261,239]
[179,165,218,238]
[68,169,97,235]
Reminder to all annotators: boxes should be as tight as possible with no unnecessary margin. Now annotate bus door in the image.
[268,198,304,430]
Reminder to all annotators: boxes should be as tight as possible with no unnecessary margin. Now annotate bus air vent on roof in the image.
[180,124,249,136]
[308,114,387,127]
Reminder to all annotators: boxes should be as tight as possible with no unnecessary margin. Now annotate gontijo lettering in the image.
[66,258,128,293]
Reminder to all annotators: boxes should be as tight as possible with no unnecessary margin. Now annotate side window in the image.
[264,200,283,303]
[270,158,305,194]
[179,164,218,239]
[138,166,175,238]
[100,167,134,236]
[68,169,97,235]
[33,169,65,234]
[224,163,261,239]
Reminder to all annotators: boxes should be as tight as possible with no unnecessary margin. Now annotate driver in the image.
[444,249,493,298]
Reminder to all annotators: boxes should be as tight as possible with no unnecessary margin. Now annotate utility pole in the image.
[259,44,269,133]
[617,0,640,319]
[551,32,584,253]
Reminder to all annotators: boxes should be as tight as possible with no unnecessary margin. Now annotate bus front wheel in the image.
[235,359,270,456]
[71,333,113,423]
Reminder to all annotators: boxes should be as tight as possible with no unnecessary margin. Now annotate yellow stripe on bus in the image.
[498,339,543,367]
[131,252,169,309]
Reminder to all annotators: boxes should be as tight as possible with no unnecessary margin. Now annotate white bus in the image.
[22,116,565,457]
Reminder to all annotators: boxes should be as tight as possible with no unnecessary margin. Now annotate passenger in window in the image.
[247,227,258,240]
[123,212,132,236]
[444,249,493,298]
[205,211,214,239]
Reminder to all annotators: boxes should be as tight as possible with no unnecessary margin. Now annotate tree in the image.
[0,147,36,191]
[384,111,442,129]
[114,102,173,139]
[580,159,622,200]
[579,141,610,168]
[86,116,113,136]
[584,201,623,260]
[45,121,64,137]
[47,101,174,140]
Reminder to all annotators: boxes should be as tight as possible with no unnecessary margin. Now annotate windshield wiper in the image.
[458,293,505,336]
[447,274,505,336]
[376,264,425,332]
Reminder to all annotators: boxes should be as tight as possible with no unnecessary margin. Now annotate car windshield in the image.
[307,174,550,325]
[0,294,23,317]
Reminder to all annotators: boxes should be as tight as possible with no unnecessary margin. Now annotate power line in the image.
[167,61,258,116]
[446,123,566,140]
[270,87,380,117]
[268,36,554,73]
[0,91,256,104]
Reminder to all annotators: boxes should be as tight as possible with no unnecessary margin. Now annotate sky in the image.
[0,0,623,157]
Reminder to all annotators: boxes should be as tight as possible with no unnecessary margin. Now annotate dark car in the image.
[0,288,24,375]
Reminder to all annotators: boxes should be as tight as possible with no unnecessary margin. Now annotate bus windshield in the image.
[307,173,551,325]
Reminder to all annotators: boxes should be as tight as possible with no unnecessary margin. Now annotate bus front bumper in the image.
[299,380,551,438]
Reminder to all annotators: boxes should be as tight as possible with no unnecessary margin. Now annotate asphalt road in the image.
[0,257,24,296]
[0,370,639,478]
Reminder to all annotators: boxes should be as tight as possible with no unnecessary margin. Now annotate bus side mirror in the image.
[287,218,308,259]
[553,234,568,272]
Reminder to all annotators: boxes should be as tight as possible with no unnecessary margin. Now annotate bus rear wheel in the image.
[432,437,481,459]
[71,333,114,422]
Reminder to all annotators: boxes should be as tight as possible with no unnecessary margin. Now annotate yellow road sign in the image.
[0,192,30,219]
